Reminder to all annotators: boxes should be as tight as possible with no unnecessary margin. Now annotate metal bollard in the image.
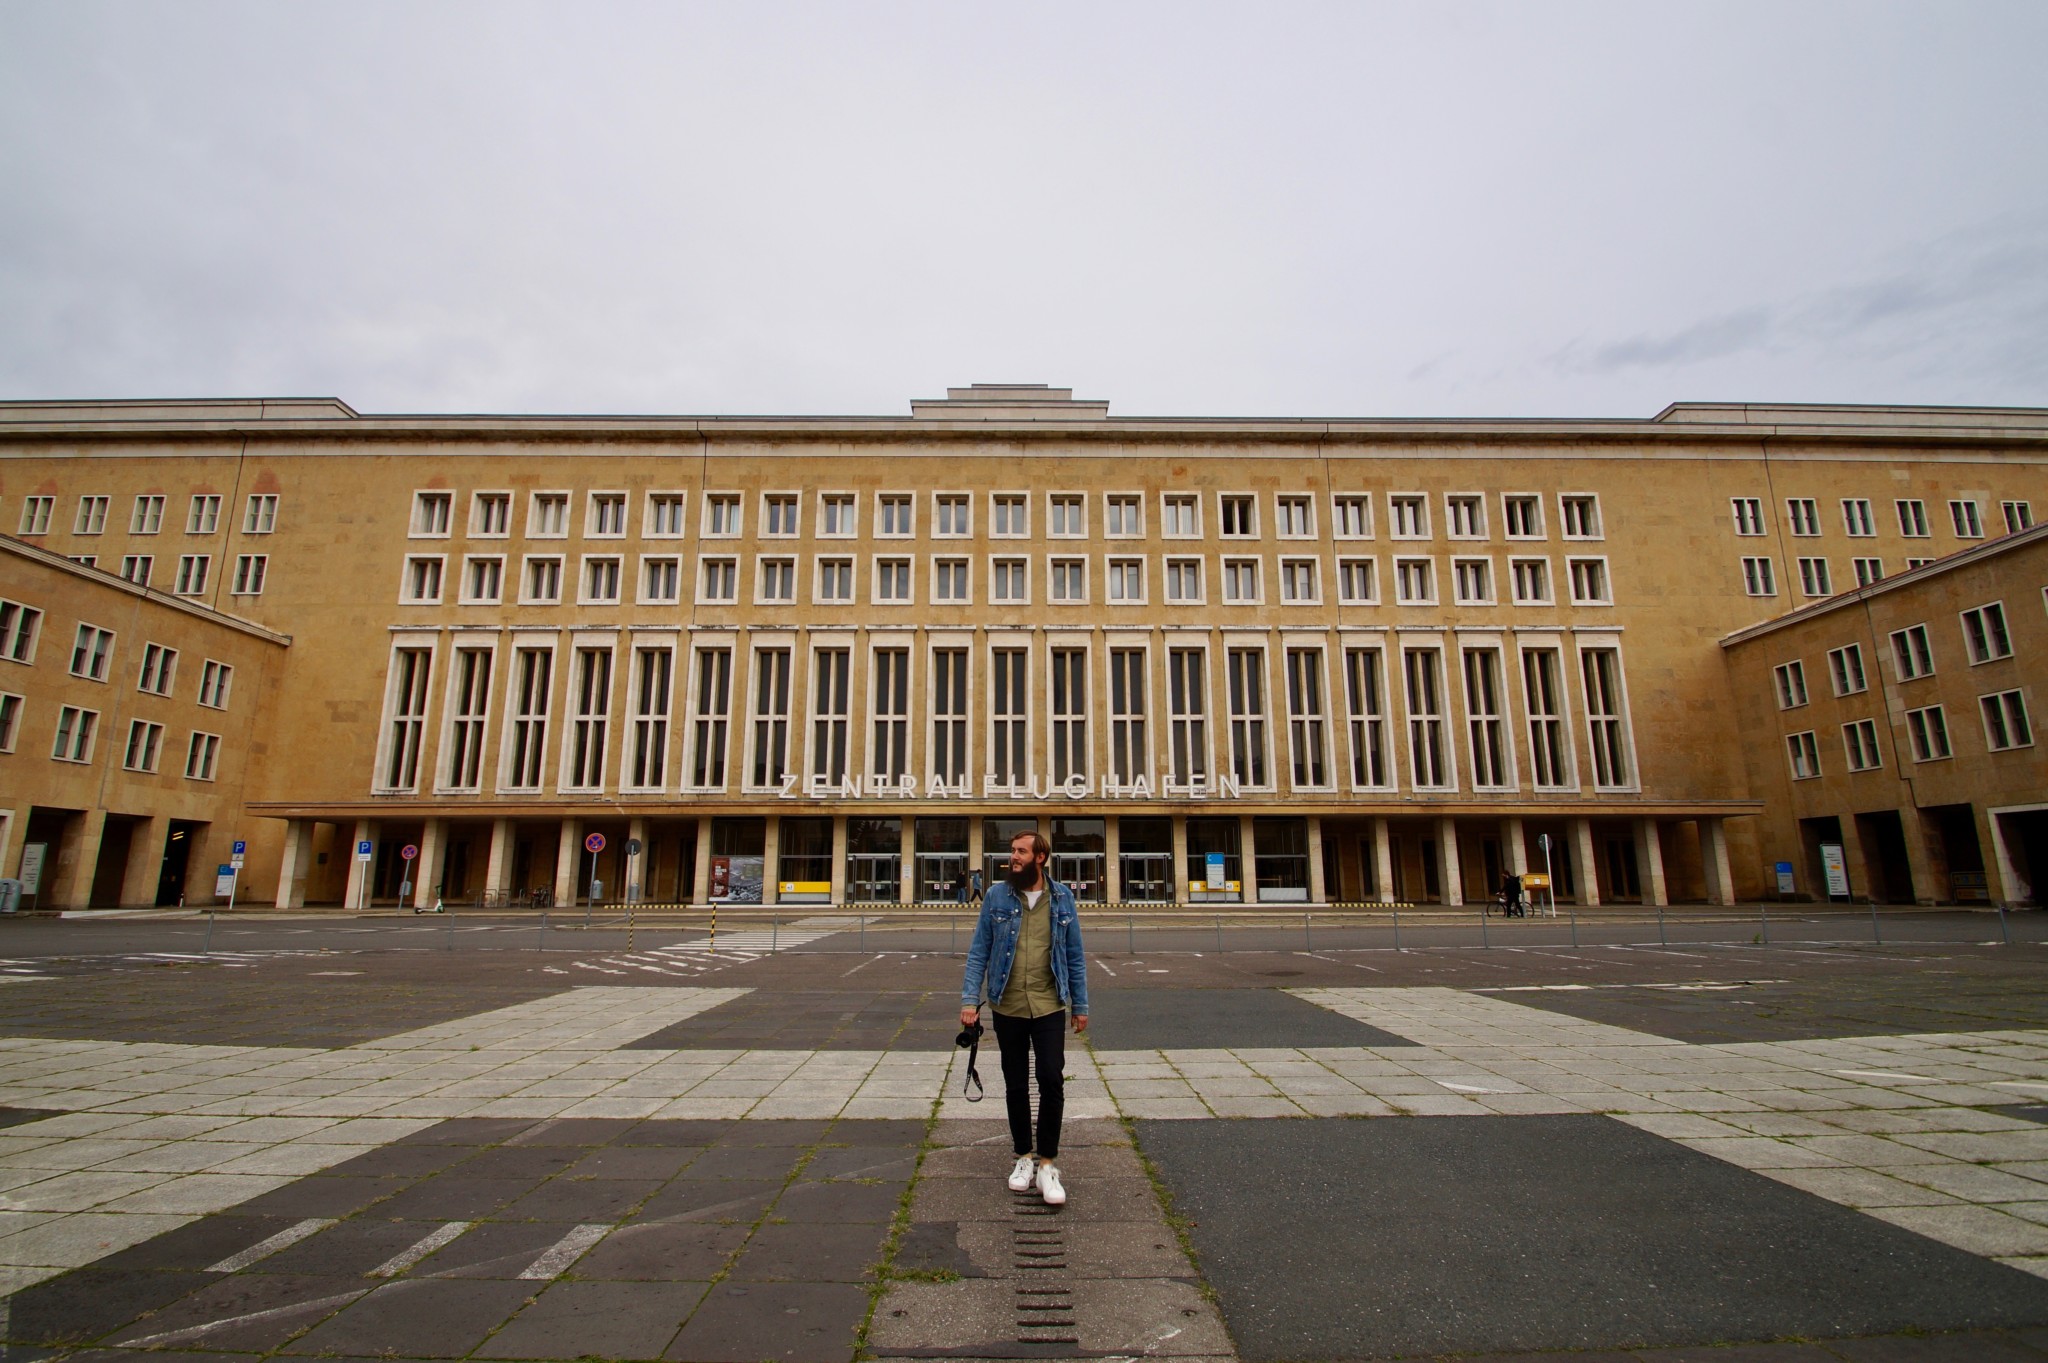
[1656,899,1667,947]
[773,914,779,954]
[1392,907,1401,951]
[445,907,454,951]
[1760,902,1770,946]
[1569,899,1578,948]
[1128,912,1134,954]
[204,911,215,955]
[859,913,865,952]
[538,908,548,951]
[1480,904,1490,948]
[1869,900,1882,945]
[1998,901,2012,947]
[1304,912,1312,951]
[1215,916,1223,953]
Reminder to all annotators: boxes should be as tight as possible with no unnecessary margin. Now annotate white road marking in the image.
[518,1222,609,1279]
[1835,1069,1936,1082]
[368,1220,471,1277]
[207,1217,336,1273]
[123,1290,368,1347]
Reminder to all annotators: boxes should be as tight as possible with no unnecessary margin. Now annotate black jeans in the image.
[992,1008,1065,1160]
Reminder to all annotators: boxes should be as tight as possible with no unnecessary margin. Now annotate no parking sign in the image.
[585,832,607,854]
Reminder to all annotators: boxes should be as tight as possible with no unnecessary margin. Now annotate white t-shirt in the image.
[1025,889,1044,910]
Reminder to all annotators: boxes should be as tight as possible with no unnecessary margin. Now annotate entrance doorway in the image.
[157,821,201,905]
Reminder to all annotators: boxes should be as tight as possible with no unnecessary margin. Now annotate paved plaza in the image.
[0,916,2047,1358]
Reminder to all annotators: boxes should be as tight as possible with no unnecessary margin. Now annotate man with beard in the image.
[960,830,1089,1205]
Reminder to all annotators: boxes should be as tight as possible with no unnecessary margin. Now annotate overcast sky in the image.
[2,2,2044,419]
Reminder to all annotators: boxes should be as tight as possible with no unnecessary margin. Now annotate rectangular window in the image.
[1344,647,1389,788]
[1109,647,1147,786]
[1731,497,1765,536]
[871,647,909,781]
[383,647,432,790]
[1906,705,1951,762]
[231,553,267,596]
[52,705,97,763]
[1403,647,1448,789]
[70,624,114,681]
[521,555,563,604]
[588,492,628,537]
[1982,690,2033,751]
[816,557,854,604]
[130,495,164,535]
[1843,717,1883,772]
[243,493,278,534]
[1510,557,1550,605]
[1333,494,1372,539]
[198,660,233,709]
[1827,643,1867,696]
[1446,494,1485,539]
[1773,660,1809,708]
[1219,495,1257,538]
[749,647,792,787]
[411,491,452,537]
[758,493,797,537]
[464,555,504,603]
[17,496,53,535]
[1394,557,1435,604]
[1843,498,1875,537]
[1950,499,1984,539]
[990,558,1026,604]
[878,493,914,537]
[74,495,109,535]
[1786,498,1821,537]
[1162,493,1200,538]
[991,648,1029,786]
[0,692,19,752]
[1560,495,1602,539]
[1741,556,1776,596]
[1896,498,1929,537]
[472,491,512,536]
[175,554,211,596]
[506,647,553,789]
[1285,647,1328,788]
[1389,494,1429,539]
[755,556,795,603]
[403,555,444,603]
[641,556,681,604]
[67,555,97,570]
[1166,557,1203,603]
[931,647,968,784]
[820,493,857,537]
[876,557,914,604]
[1226,647,1268,787]
[120,554,152,586]
[1105,494,1142,537]
[1787,730,1820,779]
[698,557,737,603]
[703,493,741,537]
[628,646,672,790]
[1961,602,2013,663]
[1168,647,1208,785]
[1502,494,1542,539]
[187,494,221,535]
[1452,557,1492,605]
[1050,557,1087,603]
[1797,557,1831,597]
[810,647,851,784]
[137,643,177,695]
[991,493,1028,537]
[122,719,163,773]
[638,492,684,538]
[445,647,494,790]
[933,557,969,603]
[1852,557,1883,586]
[1049,493,1086,537]
[1222,557,1261,603]
[935,493,971,537]
[1890,625,1934,680]
[1906,558,1936,570]
[689,647,731,787]
[1568,557,1610,604]
[1107,557,1144,603]
[1337,557,1377,604]
[0,599,42,664]
[1522,647,1572,789]
[1276,495,1314,538]
[1581,647,1632,788]
[1050,647,1088,782]
[2002,500,2034,535]
[565,647,613,789]
[1463,647,1508,789]
[184,730,219,781]
[1280,558,1319,604]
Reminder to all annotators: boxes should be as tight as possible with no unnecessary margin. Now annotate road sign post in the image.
[356,839,374,910]
[585,832,606,908]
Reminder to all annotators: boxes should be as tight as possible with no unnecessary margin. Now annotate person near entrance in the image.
[960,831,1088,1206]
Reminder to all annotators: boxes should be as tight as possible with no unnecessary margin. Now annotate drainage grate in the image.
[1012,1188,1075,1343]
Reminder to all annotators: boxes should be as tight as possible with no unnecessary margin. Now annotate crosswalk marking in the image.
[518,1222,609,1279]
[368,1220,471,1277]
[206,1217,336,1273]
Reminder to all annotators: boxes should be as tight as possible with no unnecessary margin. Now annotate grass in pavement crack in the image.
[1121,1113,1222,1307]
[852,1086,944,1361]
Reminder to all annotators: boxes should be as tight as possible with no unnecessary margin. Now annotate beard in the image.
[1007,862,1042,893]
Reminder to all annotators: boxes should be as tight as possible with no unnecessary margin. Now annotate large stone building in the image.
[0,386,2041,911]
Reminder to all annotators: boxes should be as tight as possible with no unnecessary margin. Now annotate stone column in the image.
[1571,817,1601,907]
[114,815,165,909]
[554,819,582,907]
[627,817,648,902]
[1699,817,1736,907]
[762,816,781,906]
[1502,817,1529,877]
[345,818,377,910]
[1307,816,1327,906]
[1104,817,1123,903]
[830,814,848,905]
[1635,818,1668,907]
[693,815,715,907]
[50,809,106,911]
[1893,805,1941,906]
[968,817,985,896]
[1437,817,1463,907]
[1238,813,1258,904]
[1373,818,1395,904]
[414,818,445,910]
[484,819,513,902]
[1171,816,1190,908]
[0,808,19,892]
[271,819,312,911]
[898,818,917,905]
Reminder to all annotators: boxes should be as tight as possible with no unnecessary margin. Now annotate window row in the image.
[0,600,236,706]
[1771,600,2021,710]
[373,638,1638,799]
[1784,689,2033,777]
[1732,496,2031,541]
[14,493,279,538]
[0,697,223,779]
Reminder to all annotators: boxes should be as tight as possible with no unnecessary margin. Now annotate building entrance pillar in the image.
[554,820,582,907]
[345,818,377,910]
[1307,817,1327,906]
[414,818,445,910]
[484,819,513,903]
[693,815,715,906]
[1104,818,1123,902]
[272,819,313,910]
[51,809,106,910]
[1502,817,1528,878]
[829,815,848,905]
[1170,816,1189,908]
[1372,818,1395,904]
[762,816,781,906]
[1894,805,1942,905]
[1437,817,1463,907]
[1635,818,1668,907]
[1571,817,1601,906]
[1238,814,1257,904]
[1699,817,1736,907]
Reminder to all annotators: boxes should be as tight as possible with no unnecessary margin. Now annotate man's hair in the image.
[1010,831,1051,862]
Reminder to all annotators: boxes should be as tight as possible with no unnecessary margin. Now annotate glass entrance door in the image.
[846,853,900,903]
[917,853,968,903]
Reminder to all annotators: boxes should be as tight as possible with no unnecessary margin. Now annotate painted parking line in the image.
[368,1220,471,1278]
[205,1216,336,1273]
[517,1222,609,1279]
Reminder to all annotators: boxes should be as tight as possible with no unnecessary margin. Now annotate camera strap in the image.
[961,1028,985,1102]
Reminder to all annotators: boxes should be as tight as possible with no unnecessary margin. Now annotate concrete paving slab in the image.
[474,1278,706,1359]
[663,1280,869,1363]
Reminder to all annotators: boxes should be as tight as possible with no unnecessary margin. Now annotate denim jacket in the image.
[961,878,1089,1018]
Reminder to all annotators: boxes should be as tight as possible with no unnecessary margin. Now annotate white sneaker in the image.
[1008,1155,1038,1192]
[1036,1161,1066,1206]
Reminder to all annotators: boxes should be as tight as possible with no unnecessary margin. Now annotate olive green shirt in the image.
[994,889,1062,1018]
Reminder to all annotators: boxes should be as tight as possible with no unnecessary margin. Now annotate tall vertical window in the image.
[755,556,796,604]
[1843,499,1875,537]
[1168,648,1208,785]
[1843,718,1883,772]
[1333,494,1372,538]
[1107,558,1144,603]
[1403,648,1447,789]
[1796,557,1831,597]
[1981,691,2033,751]
[17,497,53,536]
[1226,647,1268,787]
[1896,499,1929,537]
[1502,494,1541,538]
[0,599,41,663]
[1890,625,1934,680]
[1109,648,1147,786]
[1445,495,1485,538]
[187,495,221,534]
[51,706,97,762]
[131,495,164,534]
[472,491,511,536]
[1284,647,1327,788]
[75,496,109,534]
[243,494,278,534]
[750,648,792,787]
[698,558,736,603]
[810,648,850,784]
[990,558,1026,603]
[565,648,613,789]
[506,648,552,790]
[185,731,220,781]
[1462,647,1508,789]
[1560,495,1602,539]
[1773,660,1809,708]
[122,720,163,773]
[1343,647,1388,788]
[1788,731,1820,779]
[644,492,686,537]
[1522,648,1571,788]
[587,492,627,538]
[383,648,432,790]
[1050,648,1088,782]
[1731,497,1765,536]
[0,692,17,753]
[629,646,672,789]
[1786,498,1821,536]
[2002,500,2034,534]
[1827,644,1867,695]
[690,648,731,787]
[931,648,968,784]
[1049,494,1085,536]
[445,648,493,790]
[1394,557,1434,604]
[878,494,914,536]
[991,648,1029,787]
[137,643,177,696]
[465,556,505,603]
[1906,705,1951,762]
[1581,647,1632,788]
[1950,499,1984,538]
[1961,602,2012,662]
[198,660,232,708]
[175,554,211,596]
[871,648,909,781]
[70,624,114,681]
[1741,557,1776,596]
[878,558,914,603]
[1219,495,1257,538]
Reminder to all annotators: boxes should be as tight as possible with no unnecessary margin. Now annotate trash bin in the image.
[0,880,21,913]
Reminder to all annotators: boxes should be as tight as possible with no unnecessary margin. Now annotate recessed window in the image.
[1452,557,1492,605]
[1741,556,1776,596]
[991,494,1028,537]
[1906,705,1951,762]
[198,660,233,709]
[762,494,799,537]
[187,494,221,535]
[1852,557,1883,586]
[1333,494,1372,539]
[174,554,211,596]
[1221,557,1261,603]
[69,624,114,681]
[1896,499,1929,537]
[130,495,164,535]
[1843,498,1875,537]
[934,494,971,537]
[185,730,220,781]
[1560,494,1602,540]
[588,492,629,538]
[1502,494,1542,539]
[698,557,737,603]
[641,556,682,604]
[1786,498,1821,537]
[463,555,505,604]
[1337,557,1376,604]
[582,555,624,604]
[120,555,153,586]
[230,554,267,596]
[138,643,177,696]
[1961,602,2012,663]
[819,493,857,537]
[816,556,854,603]
[1787,730,1820,779]
[1445,494,1485,539]
[2002,500,2034,535]
[1105,494,1142,537]
[1890,625,1933,680]
[52,705,98,763]
[877,494,914,537]
[1050,557,1087,603]
[1275,495,1314,538]
[471,491,512,536]
[402,555,445,603]
[530,491,571,538]
[703,493,742,537]
[1773,660,1808,709]
[1049,494,1086,537]
[1796,557,1832,597]
[1389,495,1429,539]
[1730,497,1765,536]
[1510,557,1550,605]
[412,491,453,537]
[123,719,164,773]
[645,492,687,537]
[0,692,20,753]
[877,557,915,603]
[1950,499,1984,539]
[1827,644,1867,696]
[1906,557,1936,570]
[17,496,53,536]
[1394,557,1435,605]
[1982,690,2033,751]
[523,555,564,604]
[1106,557,1144,603]
[755,556,796,603]
[1161,493,1200,538]
[1165,557,1203,603]
[1219,495,1257,539]
[1843,718,1883,772]
[1279,558,1319,604]
[990,557,1027,604]
[243,494,279,534]
[74,495,109,535]
[933,557,969,603]
[1567,557,1610,605]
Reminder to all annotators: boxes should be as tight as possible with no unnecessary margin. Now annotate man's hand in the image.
[960,1006,979,1028]
[1072,1014,1089,1034]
